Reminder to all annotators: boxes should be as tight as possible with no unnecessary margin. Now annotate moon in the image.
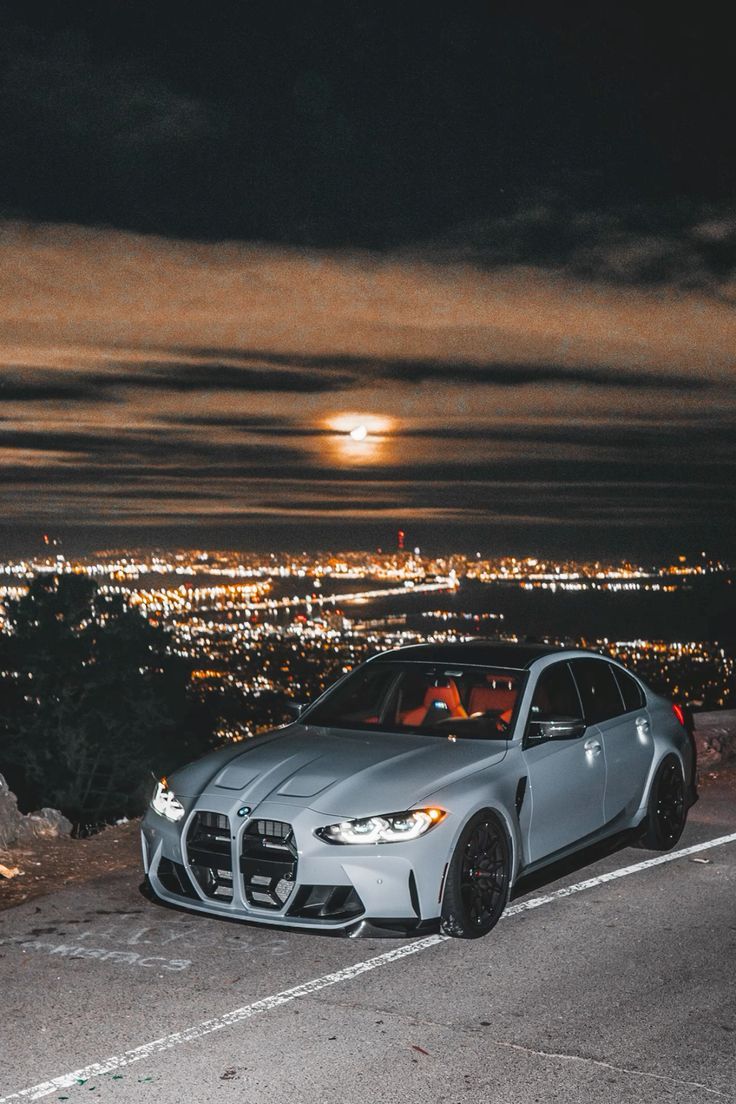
[323,414,395,465]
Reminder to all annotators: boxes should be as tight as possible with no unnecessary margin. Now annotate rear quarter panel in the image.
[638,691,694,814]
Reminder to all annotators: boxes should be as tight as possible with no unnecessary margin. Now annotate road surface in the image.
[1,777,735,1104]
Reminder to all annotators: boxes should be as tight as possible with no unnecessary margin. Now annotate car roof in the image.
[371,640,574,671]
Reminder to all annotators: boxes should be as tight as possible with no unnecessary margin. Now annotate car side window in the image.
[612,666,645,712]
[529,662,581,721]
[570,659,625,724]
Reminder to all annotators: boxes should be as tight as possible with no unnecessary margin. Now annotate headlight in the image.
[150,778,185,822]
[316,807,446,845]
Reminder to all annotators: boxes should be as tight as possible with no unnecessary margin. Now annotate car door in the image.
[522,661,606,863]
[570,659,653,822]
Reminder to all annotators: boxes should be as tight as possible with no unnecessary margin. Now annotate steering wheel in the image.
[468,708,510,733]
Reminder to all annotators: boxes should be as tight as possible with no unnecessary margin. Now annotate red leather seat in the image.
[467,686,517,716]
[401,679,468,726]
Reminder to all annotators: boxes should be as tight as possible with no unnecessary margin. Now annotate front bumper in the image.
[141,797,450,935]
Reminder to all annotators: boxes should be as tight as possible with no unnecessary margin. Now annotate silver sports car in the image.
[141,643,697,938]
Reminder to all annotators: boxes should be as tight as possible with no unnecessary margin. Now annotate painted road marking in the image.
[504,830,736,916]
[2,918,295,971]
[0,916,293,972]
[2,830,736,1103]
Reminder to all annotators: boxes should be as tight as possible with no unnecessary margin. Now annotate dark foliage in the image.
[0,573,215,824]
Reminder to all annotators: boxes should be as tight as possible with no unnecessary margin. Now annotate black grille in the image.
[240,819,297,909]
[287,885,364,921]
[250,819,291,839]
[186,811,233,900]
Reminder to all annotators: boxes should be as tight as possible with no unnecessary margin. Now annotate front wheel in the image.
[440,811,511,938]
[636,755,687,851]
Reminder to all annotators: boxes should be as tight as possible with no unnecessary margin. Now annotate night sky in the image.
[0,4,734,557]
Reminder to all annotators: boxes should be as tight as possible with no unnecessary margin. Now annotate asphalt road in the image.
[1,780,735,1104]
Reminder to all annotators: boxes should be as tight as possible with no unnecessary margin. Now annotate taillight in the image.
[672,703,686,727]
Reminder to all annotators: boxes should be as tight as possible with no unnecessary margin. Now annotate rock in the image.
[0,773,26,850]
[693,709,736,771]
[0,774,72,847]
[26,808,73,839]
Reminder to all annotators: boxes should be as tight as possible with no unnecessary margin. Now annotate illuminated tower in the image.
[397,528,405,552]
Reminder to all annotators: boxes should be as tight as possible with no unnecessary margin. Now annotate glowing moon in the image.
[324,413,395,464]
[326,413,394,436]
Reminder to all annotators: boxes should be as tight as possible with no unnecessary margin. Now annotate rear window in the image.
[612,666,646,712]
[303,661,524,740]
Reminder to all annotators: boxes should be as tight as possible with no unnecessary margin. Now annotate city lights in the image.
[0,548,732,736]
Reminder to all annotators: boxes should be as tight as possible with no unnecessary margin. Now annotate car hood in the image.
[176,724,508,818]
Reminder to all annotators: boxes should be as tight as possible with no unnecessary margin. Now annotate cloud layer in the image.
[0,220,734,555]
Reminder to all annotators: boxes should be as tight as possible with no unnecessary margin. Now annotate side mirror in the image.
[284,700,306,719]
[527,717,586,743]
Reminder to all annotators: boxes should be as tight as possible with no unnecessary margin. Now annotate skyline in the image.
[0,7,734,557]
[2,545,732,718]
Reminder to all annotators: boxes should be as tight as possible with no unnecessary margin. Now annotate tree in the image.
[0,573,214,826]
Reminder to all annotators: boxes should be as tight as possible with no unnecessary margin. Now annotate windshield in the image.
[303,661,524,740]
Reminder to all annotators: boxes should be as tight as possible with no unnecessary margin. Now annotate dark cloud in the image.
[1,7,735,247]
[378,361,708,391]
[164,415,331,437]
[0,371,109,403]
[2,355,710,408]
[154,349,710,392]
[281,458,736,489]
[98,487,232,502]
[103,362,354,394]
[419,202,736,290]
[0,362,353,405]
[1,473,727,539]
[0,364,339,399]
[4,437,734,490]
[400,420,736,455]
[0,427,305,467]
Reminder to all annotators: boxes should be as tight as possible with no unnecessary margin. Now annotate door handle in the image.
[584,738,602,755]
[635,716,650,742]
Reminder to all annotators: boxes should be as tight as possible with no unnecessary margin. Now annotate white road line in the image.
[504,830,736,916]
[2,829,736,1103]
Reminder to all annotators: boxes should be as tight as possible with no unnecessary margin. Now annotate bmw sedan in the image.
[141,643,697,938]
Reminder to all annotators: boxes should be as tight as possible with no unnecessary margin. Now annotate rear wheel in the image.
[440,811,511,938]
[636,755,687,851]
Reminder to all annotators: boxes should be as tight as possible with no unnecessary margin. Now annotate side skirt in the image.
[516,813,640,883]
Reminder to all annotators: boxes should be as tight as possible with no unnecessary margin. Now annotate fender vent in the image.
[515,776,528,817]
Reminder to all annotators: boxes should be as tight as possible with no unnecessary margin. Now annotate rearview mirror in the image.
[526,717,586,743]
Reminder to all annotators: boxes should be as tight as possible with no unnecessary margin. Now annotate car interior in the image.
[306,664,522,739]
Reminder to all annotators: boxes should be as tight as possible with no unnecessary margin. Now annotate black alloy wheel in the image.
[637,755,687,851]
[441,811,511,938]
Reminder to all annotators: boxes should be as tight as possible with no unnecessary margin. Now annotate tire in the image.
[636,755,687,851]
[440,810,511,938]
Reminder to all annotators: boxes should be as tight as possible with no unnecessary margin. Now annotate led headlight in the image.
[150,778,185,822]
[317,807,446,845]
